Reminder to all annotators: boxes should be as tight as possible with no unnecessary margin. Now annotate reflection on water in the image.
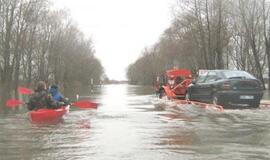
[0,84,270,160]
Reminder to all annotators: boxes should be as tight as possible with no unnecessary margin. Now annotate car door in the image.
[190,71,219,102]
[189,73,208,101]
[201,71,219,101]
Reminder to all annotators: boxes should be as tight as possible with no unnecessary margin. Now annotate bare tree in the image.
[127,0,269,87]
[0,0,104,107]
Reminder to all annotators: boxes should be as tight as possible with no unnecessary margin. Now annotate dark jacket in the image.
[27,89,59,111]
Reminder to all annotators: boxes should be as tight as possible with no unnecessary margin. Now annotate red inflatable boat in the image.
[29,105,70,123]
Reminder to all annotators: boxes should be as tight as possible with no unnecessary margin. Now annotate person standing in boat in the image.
[27,81,62,111]
[49,84,69,105]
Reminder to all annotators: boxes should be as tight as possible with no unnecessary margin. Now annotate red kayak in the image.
[29,105,70,123]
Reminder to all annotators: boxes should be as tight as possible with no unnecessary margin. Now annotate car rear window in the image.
[222,71,255,79]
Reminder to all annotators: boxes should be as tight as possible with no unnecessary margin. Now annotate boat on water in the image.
[156,68,193,99]
[29,105,70,123]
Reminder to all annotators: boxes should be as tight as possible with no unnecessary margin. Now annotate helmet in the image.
[36,81,46,91]
[50,84,58,89]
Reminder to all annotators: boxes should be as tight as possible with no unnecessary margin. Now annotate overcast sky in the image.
[54,0,175,80]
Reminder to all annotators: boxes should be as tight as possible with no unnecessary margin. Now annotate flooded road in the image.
[1,84,270,160]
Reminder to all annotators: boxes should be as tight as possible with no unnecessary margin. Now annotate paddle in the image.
[72,100,98,109]
[5,99,24,108]
[17,86,33,95]
[5,99,98,109]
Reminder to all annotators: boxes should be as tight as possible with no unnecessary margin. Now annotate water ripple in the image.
[1,85,270,160]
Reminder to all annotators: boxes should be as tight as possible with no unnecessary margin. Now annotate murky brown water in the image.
[1,84,270,160]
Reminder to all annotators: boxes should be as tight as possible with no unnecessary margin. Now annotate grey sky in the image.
[54,0,174,80]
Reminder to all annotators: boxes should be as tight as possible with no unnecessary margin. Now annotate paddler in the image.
[49,84,69,105]
[27,81,63,111]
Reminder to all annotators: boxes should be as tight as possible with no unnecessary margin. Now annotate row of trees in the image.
[0,0,103,105]
[127,0,270,89]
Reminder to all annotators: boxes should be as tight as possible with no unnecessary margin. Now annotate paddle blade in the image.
[6,99,24,108]
[18,87,33,95]
[72,100,98,109]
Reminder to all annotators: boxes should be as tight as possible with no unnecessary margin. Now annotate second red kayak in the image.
[29,105,70,123]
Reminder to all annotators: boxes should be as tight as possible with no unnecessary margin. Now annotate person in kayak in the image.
[49,84,69,105]
[27,81,63,111]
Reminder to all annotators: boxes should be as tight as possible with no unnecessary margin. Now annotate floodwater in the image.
[1,84,270,160]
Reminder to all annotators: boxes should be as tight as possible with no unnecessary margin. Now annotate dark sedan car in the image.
[185,70,264,108]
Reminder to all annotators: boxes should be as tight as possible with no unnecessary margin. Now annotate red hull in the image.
[29,106,69,123]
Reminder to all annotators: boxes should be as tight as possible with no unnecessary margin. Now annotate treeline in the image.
[127,0,270,88]
[0,0,103,104]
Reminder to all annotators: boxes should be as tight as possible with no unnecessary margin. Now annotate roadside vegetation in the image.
[0,0,103,105]
[127,0,270,88]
